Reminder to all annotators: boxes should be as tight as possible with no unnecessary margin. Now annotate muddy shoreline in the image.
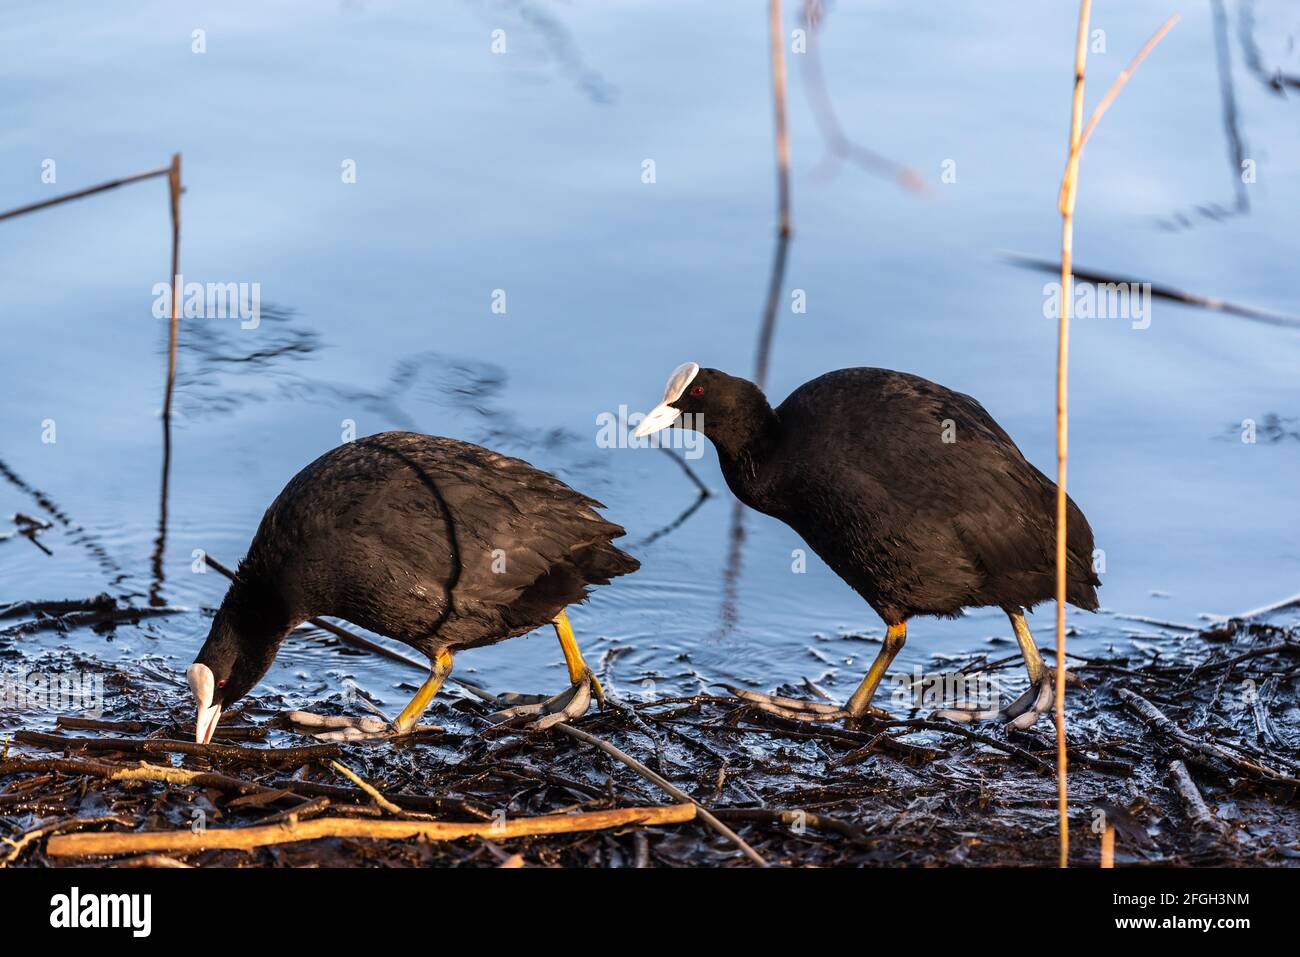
[2,602,1296,868]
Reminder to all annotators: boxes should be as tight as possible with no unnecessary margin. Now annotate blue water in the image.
[3,0,1298,718]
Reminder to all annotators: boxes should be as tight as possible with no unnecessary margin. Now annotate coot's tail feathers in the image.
[982,491,1100,615]
[1067,491,1102,609]
[1011,478,1101,613]
[1066,566,1102,611]
[571,537,641,585]
[500,532,639,632]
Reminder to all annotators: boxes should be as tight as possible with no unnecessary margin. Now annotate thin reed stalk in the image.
[1055,0,1093,871]
[1054,5,1177,868]
[1099,823,1115,868]
[0,165,170,223]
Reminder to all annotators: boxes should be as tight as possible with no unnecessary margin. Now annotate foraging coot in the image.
[187,432,638,741]
[635,364,1100,729]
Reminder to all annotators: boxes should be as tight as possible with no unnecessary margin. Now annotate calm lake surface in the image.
[3,1,1298,716]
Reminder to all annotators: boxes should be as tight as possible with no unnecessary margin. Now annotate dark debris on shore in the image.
[1,608,1298,868]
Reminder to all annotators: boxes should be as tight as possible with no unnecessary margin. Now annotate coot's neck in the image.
[215,569,295,657]
[704,383,781,504]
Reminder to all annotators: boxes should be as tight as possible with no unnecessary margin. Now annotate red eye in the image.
[692,386,704,397]
[217,679,227,688]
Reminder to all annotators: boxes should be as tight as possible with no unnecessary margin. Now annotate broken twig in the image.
[46,805,697,858]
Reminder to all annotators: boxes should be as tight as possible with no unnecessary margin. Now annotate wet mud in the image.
[2,606,1296,868]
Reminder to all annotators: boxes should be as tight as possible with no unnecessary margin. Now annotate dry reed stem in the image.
[45,804,696,857]
[329,760,404,815]
[1054,2,1177,869]
[1079,15,1182,151]
[0,165,171,222]
[1099,823,1115,868]
[1055,0,1093,869]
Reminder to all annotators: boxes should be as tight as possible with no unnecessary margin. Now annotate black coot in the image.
[187,432,638,741]
[635,364,1099,729]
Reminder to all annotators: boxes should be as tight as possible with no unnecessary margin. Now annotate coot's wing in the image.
[929,387,1100,610]
[776,370,1097,615]
[243,432,636,647]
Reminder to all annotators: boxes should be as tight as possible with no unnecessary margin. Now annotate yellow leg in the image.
[554,608,604,705]
[393,648,453,733]
[1008,610,1045,683]
[845,622,907,717]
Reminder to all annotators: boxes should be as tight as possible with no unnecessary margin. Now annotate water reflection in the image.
[148,404,171,607]
[1238,0,1300,94]
[1158,0,1250,231]
[0,458,130,594]
[173,304,321,419]
[470,0,616,104]
[3,0,1299,700]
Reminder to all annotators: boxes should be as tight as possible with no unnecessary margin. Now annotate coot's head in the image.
[634,363,773,456]
[187,605,280,743]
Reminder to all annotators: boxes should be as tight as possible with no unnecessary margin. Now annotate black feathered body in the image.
[714,369,1100,626]
[226,432,638,660]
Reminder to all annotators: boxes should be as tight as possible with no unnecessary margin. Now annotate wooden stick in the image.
[1119,690,1299,785]
[1231,591,1300,621]
[111,854,194,868]
[0,755,267,795]
[46,804,697,857]
[55,716,153,733]
[204,554,429,673]
[552,723,769,867]
[1250,676,1282,748]
[3,755,479,821]
[256,796,332,826]
[713,806,866,842]
[0,165,171,223]
[329,760,403,815]
[1167,759,1215,830]
[3,815,134,867]
[12,730,339,766]
[51,715,267,740]
[897,718,1053,774]
[268,777,488,817]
